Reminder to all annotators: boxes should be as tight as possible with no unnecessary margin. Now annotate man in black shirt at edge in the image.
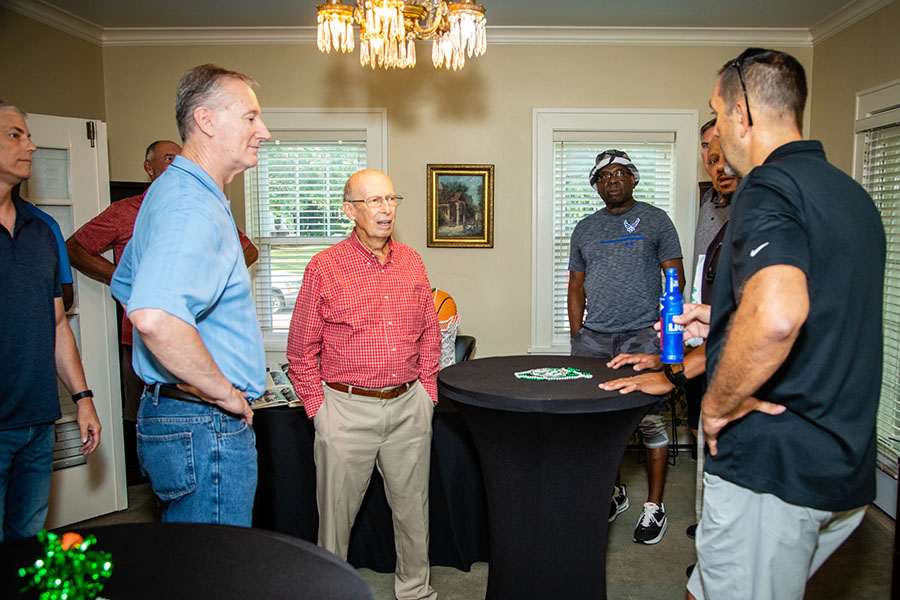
[624,49,884,600]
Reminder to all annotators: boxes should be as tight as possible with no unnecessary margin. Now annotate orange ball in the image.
[431,288,458,322]
[60,532,84,550]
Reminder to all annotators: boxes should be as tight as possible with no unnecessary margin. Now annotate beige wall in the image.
[102,42,812,357]
[810,1,900,174]
[0,8,105,120]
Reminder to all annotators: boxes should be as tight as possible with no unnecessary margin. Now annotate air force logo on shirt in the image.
[623,218,640,233]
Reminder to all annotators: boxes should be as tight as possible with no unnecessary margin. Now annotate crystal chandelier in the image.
[316,0,487,70]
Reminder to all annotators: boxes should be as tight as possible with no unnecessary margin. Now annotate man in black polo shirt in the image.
[685,50,886,600]
[0,103,101,542]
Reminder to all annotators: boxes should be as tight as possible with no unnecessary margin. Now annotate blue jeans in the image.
[0,423,55,542]
[137,389,257,526]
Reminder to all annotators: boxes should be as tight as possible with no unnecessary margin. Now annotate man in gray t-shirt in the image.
[568,149,684,545]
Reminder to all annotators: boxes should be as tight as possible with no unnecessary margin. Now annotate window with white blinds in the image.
[862,123,900,478]
[551,139,675,340]
[243,109,385,340]
[246,140,364,334]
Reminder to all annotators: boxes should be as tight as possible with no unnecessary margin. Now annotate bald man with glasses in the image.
[287,169,441,600]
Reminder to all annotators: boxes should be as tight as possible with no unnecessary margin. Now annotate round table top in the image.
[1,523,373,600]
[438,355,659,414]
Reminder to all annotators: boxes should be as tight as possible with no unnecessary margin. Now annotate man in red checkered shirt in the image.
[287,169,441,600]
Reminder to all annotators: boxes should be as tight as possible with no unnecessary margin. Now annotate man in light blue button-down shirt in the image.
[111,64,270,526]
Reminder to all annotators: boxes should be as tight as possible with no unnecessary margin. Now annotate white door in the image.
[19,113,127,526]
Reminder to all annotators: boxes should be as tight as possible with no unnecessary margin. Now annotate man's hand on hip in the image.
[702,395,786,456]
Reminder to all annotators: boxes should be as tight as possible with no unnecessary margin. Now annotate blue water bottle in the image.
[660,267,684,364]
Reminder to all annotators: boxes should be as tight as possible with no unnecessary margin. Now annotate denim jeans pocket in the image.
[136,431,196,501]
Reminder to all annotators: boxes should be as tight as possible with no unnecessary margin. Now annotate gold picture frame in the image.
[426,164,494,248]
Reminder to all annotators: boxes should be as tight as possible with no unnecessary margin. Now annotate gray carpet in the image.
[75,448,894,599]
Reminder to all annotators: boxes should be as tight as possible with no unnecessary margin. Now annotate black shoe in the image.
[686,564,695,578]
[608,484,629,523]
[632,502,667,544]
[686,523,697,539]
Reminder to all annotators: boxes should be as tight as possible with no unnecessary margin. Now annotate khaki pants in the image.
[315,381,437,600]
[687,473,866,600]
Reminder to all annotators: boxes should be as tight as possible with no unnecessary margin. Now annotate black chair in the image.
[455,335,476,363]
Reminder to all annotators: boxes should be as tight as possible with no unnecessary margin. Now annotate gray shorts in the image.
[571,326,669,448]
[687,473,866,600]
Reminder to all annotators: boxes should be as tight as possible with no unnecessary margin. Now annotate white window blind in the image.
[246,139,366,334]
[862,123,900,477]
[551,139,675,342]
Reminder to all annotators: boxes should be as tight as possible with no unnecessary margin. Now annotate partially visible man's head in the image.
[0,102,37,188]
[342,169,398,247]
[700,118,716,175]
[706,137,740,199]
[143,140,182,181]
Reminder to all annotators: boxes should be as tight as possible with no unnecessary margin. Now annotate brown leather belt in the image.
[326,381,414,400]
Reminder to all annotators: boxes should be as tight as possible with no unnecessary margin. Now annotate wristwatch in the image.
[663,363,687,387]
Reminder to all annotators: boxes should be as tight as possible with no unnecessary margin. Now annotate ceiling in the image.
[21,0,863,30]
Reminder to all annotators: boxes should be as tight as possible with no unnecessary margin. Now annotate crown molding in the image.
[486,26,811,47]
[101,27,316,46]
[0,0,103,46]
[810,0,894,44]
[5,0,892,49]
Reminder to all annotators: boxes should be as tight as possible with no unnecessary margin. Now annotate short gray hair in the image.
[174,64,256,142]
[0,101,27,119]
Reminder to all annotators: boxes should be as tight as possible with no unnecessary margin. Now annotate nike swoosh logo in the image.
[750,242,770,257]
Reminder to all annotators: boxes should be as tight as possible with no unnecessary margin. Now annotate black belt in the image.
[326,381,414,400]
[147,383,207,405]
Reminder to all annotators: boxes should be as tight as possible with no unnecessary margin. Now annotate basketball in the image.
[432,288,458,322]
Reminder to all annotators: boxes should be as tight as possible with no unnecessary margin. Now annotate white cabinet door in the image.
[20,113,126,527]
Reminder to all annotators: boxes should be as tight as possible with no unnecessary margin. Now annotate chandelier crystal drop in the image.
[316,0,487,70]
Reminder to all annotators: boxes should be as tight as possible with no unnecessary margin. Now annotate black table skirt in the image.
[439,355,658,600]
[0,523,373,599]
[252,401,490,573]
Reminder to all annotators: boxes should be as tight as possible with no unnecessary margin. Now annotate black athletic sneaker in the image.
[608,484,629,523]
[633,502,667,544]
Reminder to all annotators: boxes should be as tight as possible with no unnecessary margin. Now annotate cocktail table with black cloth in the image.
[438,355,658,600]
[0,522,373,599]
[252,401,489,572]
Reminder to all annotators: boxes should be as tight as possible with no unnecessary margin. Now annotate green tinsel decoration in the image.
[18,530,113,600]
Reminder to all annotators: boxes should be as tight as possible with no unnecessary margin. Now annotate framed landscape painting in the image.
[426,164,494,248]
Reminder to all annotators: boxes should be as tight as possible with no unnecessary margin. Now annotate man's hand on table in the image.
[606,352,661,372]
[599,371,673,396]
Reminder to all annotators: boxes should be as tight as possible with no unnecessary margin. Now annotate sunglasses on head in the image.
[727,48,772,127]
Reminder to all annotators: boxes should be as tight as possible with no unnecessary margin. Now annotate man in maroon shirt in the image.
[287,169,441,600]
[65,140,258,483]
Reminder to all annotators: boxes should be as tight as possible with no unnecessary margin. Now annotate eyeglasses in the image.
[727,48,770,128]
[597,169,630,183]
[346,195,403,208]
